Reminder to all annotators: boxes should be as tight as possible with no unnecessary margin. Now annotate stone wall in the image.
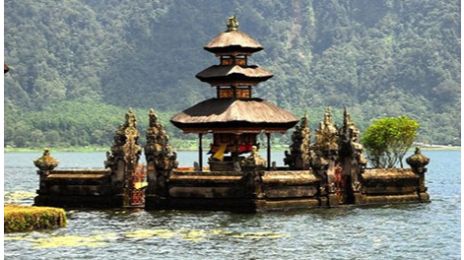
[34,109,144,208]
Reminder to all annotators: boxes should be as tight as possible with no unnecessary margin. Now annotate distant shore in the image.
[4,144,461,153]
[5,146,110,153]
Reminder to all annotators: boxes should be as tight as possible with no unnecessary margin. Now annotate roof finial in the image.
[226,15,239,32]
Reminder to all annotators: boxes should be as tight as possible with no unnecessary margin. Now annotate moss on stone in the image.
[4,204,66,233]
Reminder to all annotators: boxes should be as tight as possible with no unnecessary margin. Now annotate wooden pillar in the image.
[266,132,271,170]
[199,133,203,172]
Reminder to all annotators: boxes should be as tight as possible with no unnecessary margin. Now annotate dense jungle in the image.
[4,0,460,149]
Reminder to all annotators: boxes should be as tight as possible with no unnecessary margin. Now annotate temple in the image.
[171,15,298,171]
[33,16,430,211]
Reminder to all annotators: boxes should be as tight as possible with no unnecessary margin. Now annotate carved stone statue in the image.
[284,115,311,170]
[226,15,239,32]
[145,109,178,200]
[105,109,142,207]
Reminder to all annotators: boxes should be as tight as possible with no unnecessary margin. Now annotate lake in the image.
[4,150,461,259]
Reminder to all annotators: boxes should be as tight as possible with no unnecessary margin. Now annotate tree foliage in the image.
[4,101,180,148]
[4,0,460,147]
[362,116,419,168]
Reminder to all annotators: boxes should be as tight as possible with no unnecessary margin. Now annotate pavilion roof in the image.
[204,30,263,54]
[171,98,298,133]
[196,65,273,84]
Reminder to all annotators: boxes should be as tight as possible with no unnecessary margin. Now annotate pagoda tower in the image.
[171,16,298,170]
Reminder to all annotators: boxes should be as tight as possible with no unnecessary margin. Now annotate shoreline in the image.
[4,145,461,153]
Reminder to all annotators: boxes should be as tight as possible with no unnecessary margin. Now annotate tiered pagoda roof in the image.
[204,17,263,55]
[196,65,273,86]
[204,30,263,54]
[171,98,298,133]
[171,16,298,134]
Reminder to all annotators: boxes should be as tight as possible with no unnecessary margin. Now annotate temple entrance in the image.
[332,164,355,205]
[128,164,147,207]
[336,174,355,205]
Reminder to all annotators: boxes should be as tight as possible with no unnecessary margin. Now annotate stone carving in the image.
[330,108,367,204]
[244,168,265,199]
[34,149,59,173]
[242,146,266,169]
[406,147,430,196]
[328,182,336,193]
[226,15,239,31]
[313,108,339,159]
[105,109,142,170]
[352,181,362,192]
[406,147,430,174]
[105,109,142,207]
[338,108,367,169]
[241,146,265,199]
[311,108,338,175]
[284,115,312,170]
[145,109,178,198]
[310,155,329,172]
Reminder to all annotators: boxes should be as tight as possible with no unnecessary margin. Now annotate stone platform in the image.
[144,166,429,212]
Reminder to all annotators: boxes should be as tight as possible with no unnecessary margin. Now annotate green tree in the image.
[362,116,419,168]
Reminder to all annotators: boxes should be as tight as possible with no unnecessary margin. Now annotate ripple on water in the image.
[4,151,461,259]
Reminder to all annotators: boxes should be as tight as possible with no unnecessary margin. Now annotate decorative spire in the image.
[145,108,178,178]
[406,147,430,173]
[301,113,308,127]
[148,108,159,127]
[34,149,59,172]
[284,115,312,170]
[313,108,339,157]
[343,107,349,127]
[106,110,141,167]
[342,107,356,134]
[322,107,337,134]
[146,108,169,146]
[338,108,366,166]
[323,107,331,124]
[226,15,239,32]
[124,108,137,128]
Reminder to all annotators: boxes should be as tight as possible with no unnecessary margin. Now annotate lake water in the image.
[4,150,461,259]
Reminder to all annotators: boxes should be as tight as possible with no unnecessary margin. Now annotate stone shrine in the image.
[34,17,430,211]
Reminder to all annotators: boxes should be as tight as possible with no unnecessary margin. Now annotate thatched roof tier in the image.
[204,30,263,55]
[171,98,298,133]
[196,65,273,86]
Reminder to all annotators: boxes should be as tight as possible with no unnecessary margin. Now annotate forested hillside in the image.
[5,0,461,148]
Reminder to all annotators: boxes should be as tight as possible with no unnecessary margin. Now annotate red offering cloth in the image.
[238,144,253,153]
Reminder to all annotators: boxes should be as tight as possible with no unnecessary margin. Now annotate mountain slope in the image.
[4,0,461,146]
